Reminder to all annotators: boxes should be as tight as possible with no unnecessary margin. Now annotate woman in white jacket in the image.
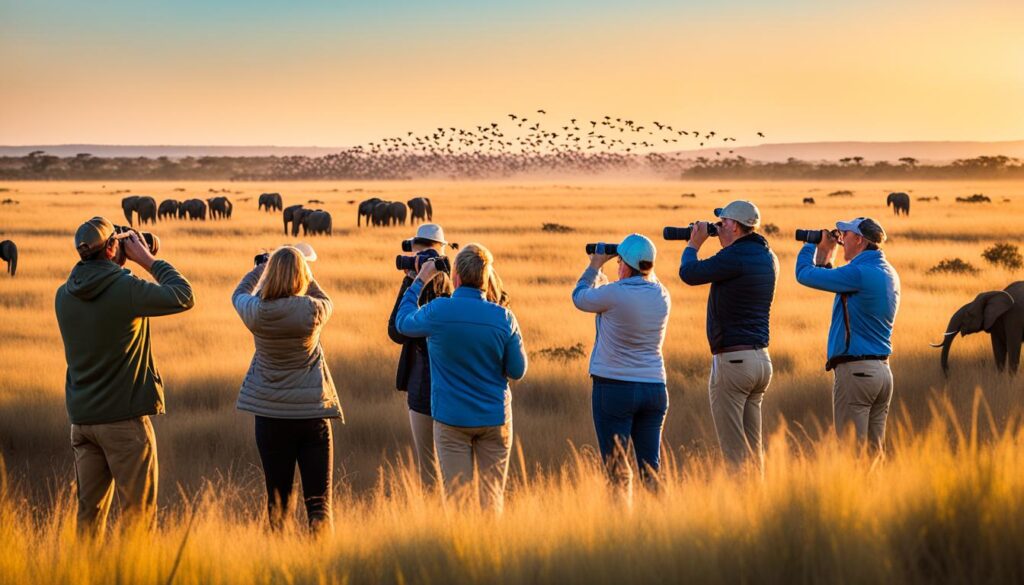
[232,245,341,533]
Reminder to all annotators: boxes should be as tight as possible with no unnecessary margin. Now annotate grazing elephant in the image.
[259,192,283,212]
[303,210,333,236]
[802,197,815,205]
[291,208,315,236]
[158,199,180,221]
[388,202,408,226]
[887,192,910,216]
[930,282,1024,375]
[408,197,430,224]
[122,195,158,226]
[357,197,383,227]
[0,240,16,277]
[283,205,305,235]
[181,198,207,220]
[207,196,233,220]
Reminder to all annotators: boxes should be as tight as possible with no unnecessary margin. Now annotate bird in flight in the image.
[757,132,765,137]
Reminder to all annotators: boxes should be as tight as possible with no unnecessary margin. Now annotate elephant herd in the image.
[282,205,333,236]
[131,196,233,223]
[357,197,433,227]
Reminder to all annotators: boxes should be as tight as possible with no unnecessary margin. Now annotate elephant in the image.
[408,197,430,224]
[292,208,315,236]
[887,192,910,216]
[357,197,383,227]
[0,240,16,277]
[158,199,181,221]
[284,205,305,235]
[258,193,283,212]
[302,210,333,236]
[930,281,1024,375]
[388,202,408,226]
[207,196,233,220]
[181,198,207,220]
[371,201,392,227]
[122,195,158,226]
[803,197,815,205]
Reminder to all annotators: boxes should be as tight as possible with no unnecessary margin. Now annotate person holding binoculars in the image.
[573,234,671,493]
[232,243,341,534]
[395,243,527,513]
[794,217,900,453]
[676,201,778,472]
[387,224,454,485]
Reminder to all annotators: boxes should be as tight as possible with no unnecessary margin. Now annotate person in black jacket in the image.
[387,224,453,484]
[678,201,779,472]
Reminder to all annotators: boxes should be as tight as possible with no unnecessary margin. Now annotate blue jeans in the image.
[591,376,669,485]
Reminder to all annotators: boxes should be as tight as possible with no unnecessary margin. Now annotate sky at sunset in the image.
[1,0,1021,147]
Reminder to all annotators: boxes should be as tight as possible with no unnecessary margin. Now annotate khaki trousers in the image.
[832,360,894,452]
[70,416,158,535]
[709,349,773,470]
[433,418,513,513]
[408,409,439,485]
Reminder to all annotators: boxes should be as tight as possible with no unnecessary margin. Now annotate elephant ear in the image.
[983,291,1014,332]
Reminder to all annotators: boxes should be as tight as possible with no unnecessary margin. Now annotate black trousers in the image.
[254,416,333,531]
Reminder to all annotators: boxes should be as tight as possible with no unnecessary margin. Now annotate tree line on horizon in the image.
[0,150,1020,181]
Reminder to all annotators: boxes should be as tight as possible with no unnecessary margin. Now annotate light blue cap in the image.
[618,233,656,270]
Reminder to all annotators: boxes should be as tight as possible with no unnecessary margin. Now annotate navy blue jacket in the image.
[388,276,447,415]
[679,233,779,353]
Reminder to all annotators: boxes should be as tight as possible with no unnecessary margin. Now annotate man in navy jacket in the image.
[679,200,779,471]
[795,217,899,452]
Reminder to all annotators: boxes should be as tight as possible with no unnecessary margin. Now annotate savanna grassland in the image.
[1,179,1023,584]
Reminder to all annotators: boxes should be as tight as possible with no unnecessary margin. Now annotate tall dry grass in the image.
[1,392,1023,584]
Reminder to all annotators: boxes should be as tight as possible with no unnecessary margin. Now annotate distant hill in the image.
[672,141,1024,164]
[0,144,346,158]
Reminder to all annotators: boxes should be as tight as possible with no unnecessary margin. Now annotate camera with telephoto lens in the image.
[585,242,618,255]
[794,229,839,244]
[663,222,719,241]
[110,225,159,264]
[254,252,270,266]
[396,248,451,274]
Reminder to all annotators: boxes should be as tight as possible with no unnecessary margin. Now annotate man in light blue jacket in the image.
[396,243,527,512]
[795,217,900,452]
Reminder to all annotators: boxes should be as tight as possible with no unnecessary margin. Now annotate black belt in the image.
[825,354,889,371]
[712,344,764,356]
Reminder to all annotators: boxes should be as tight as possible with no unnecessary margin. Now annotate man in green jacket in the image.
[55,217,195,535]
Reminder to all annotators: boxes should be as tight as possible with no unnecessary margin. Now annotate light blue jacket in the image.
[572,267,670,383]
[396,281,527,427]
[794,244,900,366]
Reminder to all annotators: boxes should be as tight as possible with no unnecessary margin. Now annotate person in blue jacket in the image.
[396,243,527,513]
[794,217,900,452]
[678,200,778,471]
[572,234,671,493]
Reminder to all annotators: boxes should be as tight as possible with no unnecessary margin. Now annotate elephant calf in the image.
[931,281,1024,375]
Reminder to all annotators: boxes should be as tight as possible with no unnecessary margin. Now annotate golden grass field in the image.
[1,179,1023,583]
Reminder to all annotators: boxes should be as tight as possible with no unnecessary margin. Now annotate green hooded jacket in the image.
[55,259,195,425]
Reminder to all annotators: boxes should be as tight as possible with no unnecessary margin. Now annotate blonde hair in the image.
[455,243,492,289]
[485,268,510,307]
[258,247,312,301]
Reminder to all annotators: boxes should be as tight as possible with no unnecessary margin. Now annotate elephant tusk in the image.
[928,331,958,347]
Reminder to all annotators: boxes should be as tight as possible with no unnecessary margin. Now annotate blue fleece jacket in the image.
[396,281,527,427]
[794,244,900,366]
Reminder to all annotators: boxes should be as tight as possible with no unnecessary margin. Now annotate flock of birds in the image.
[242,111,766,180]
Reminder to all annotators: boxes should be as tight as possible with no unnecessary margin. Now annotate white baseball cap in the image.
[714,200,761,227]
[292,242,317,262]
[618,233,656,271]
[414,223,447,244]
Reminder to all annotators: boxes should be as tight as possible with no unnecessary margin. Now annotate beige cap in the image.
[74,217,115,258]
[714,200,761,227]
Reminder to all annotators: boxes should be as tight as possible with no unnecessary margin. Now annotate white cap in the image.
[292,242,317,262]
[414,223,447,244]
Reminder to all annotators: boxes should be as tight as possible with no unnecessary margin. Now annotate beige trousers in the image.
[709,349,773,470]
[433,418,513,513]
[70,416,158,535]
[832,360,894,452]
[408,409,439,485]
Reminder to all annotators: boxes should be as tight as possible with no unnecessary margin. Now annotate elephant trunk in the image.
[930,308,966,376]
[123,206,134,226]
[6,244,16,277]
